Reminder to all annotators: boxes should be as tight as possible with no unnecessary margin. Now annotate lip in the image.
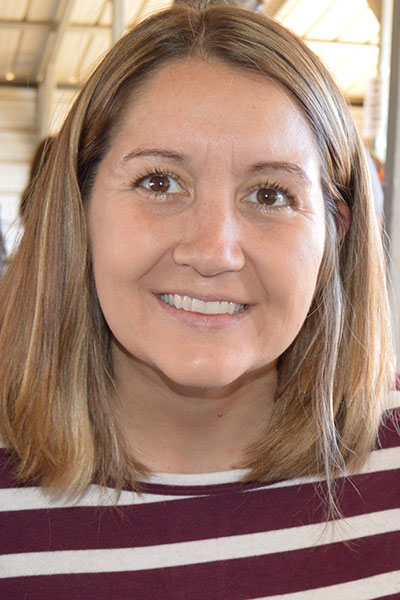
[154,293,252,330]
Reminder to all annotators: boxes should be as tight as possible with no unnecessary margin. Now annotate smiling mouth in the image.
[158,293,248,315]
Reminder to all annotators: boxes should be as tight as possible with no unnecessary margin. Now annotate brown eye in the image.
[138,172,183,195]
[148,174,170,193]
[245,185,290,209]
[256,187,281,205]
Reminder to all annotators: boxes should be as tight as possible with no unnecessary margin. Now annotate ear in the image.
[335,200,351,240]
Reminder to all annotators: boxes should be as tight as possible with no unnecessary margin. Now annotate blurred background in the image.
[0,0,399,354]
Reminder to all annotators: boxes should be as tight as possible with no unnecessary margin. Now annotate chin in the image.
[156,357,250,391]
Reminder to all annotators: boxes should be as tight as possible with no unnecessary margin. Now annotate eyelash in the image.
[133,168,297,209]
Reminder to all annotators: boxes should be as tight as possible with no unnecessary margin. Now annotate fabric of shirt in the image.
[1,407,400,600]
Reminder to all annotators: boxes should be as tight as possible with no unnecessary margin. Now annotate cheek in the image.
[261,226,325,316]
[89,206,169,283]
[270,220,324,275]
[294,234,325,281]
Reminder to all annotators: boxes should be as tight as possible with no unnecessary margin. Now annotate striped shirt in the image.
[1,407,400,599]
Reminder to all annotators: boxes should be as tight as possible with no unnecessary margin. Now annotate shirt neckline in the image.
[142,468,250,487]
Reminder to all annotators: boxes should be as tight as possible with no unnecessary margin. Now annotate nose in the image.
[172,200,246,277]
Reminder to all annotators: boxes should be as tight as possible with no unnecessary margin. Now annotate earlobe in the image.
[335,201,351,240]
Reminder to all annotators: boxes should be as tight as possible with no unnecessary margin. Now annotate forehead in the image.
[110,58,320,174]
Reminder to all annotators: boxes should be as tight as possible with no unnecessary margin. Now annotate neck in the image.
[113,350,277,474]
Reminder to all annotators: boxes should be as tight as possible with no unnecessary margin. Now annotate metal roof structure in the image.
[0,0,381,103]
[272,0,381,101]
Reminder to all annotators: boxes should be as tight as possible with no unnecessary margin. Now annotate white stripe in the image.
[1,445,399,512]
[387,389,400,410]
[0,484,198,512]
[1,508,399,579]
[361,445,400,473]
[254,570,400,600]
[248,445,400,492]
[144,468,249,485]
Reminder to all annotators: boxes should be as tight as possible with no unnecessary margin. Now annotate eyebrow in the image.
[122,148,188,163]
[250,161,311,185]
[122,148,311,185]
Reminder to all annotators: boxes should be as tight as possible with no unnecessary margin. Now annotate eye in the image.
[245,184,292,208]
[137,172,184,195]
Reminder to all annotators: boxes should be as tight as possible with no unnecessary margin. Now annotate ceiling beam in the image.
[304,37,378,47]
[36,0,78,81]
[112,0,128,42]
[0,19,55,32]
[366,0,382,23]
[0,19,110,33]
[37,0,76,138]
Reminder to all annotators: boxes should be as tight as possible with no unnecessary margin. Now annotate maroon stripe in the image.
[240,531,400,598]
[0,485,323,554]
[1,532,400,600]
[377,409,400,450]
[0,450,25,489]
[1,463,400,556]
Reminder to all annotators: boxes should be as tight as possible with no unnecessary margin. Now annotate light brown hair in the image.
[20,136,54,223]
[0,5,395,503]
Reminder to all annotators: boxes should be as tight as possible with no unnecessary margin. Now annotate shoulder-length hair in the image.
[0,5,395,499]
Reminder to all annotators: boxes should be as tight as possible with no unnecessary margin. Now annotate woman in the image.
[0,4,398,598]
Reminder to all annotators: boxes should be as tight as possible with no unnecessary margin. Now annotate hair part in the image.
[0,5,395,507]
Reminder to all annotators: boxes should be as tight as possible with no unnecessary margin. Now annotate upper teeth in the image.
[159,294,246,315]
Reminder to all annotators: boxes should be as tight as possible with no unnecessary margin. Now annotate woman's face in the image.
[88,58,326,389]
